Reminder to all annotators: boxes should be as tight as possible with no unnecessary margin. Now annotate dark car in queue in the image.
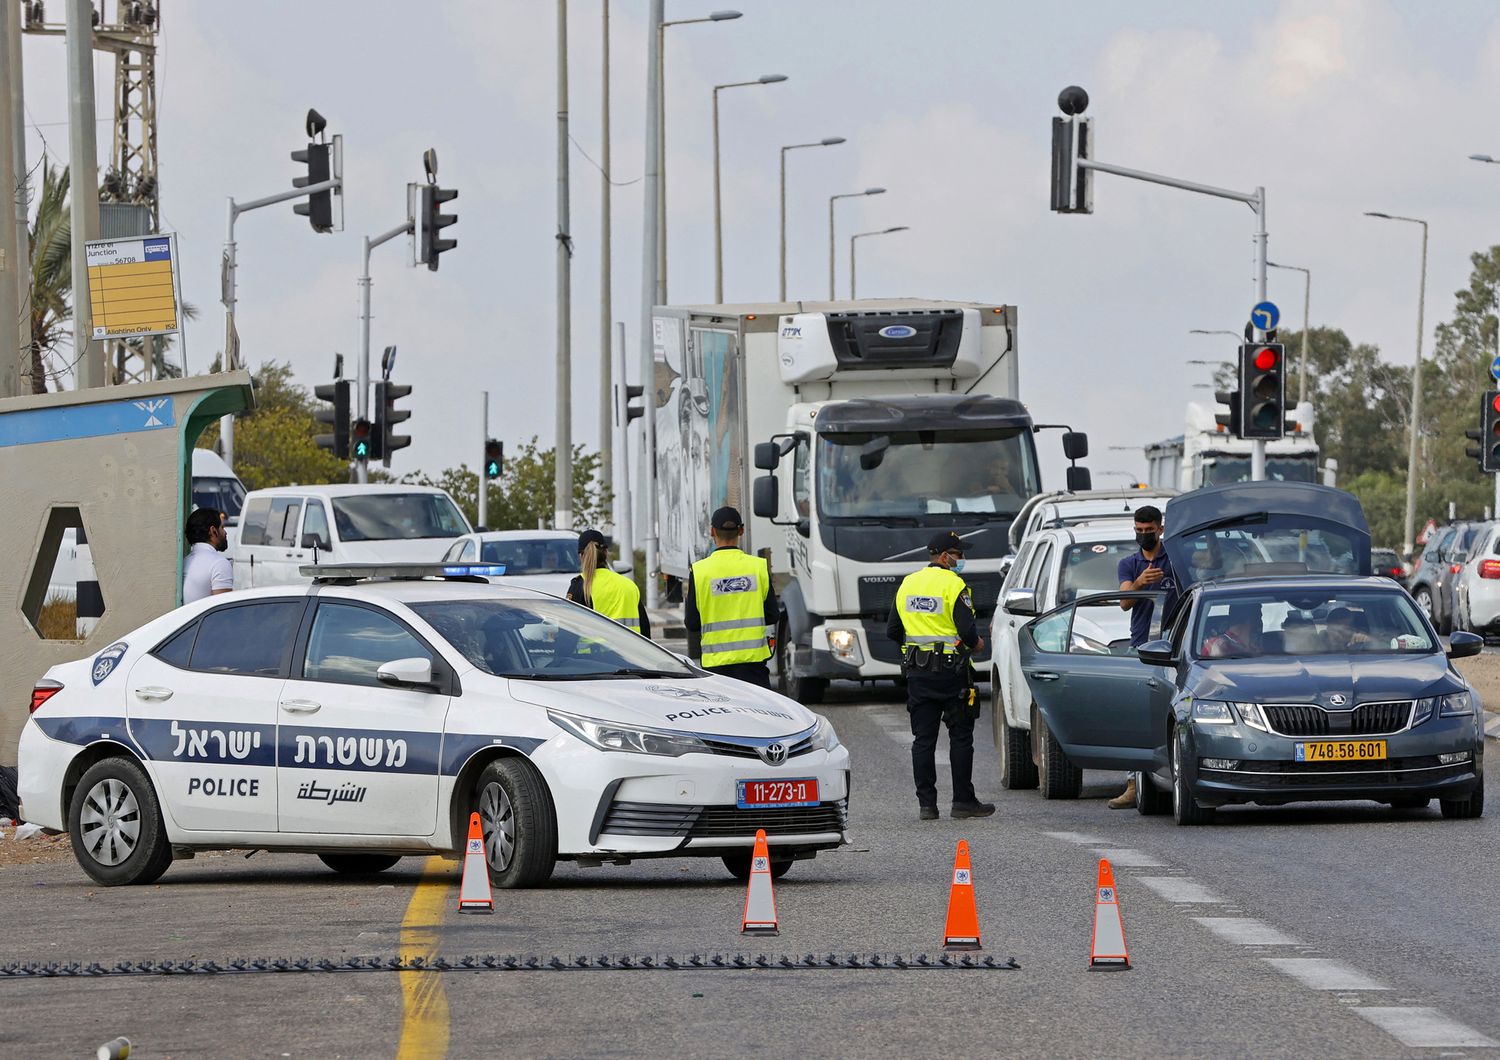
[1370,547,1406,584]
[1017,482,1485,824]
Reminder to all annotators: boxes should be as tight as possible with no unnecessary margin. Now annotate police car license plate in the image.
[1294,740,1387,762]
[737,778,819,809]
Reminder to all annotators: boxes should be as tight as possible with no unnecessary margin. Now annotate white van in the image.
[191,449,248,520]
[232,484,472,588]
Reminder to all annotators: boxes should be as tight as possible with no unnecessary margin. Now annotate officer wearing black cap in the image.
[565,529,651,637]
[684,506,779,687]
[885,530,995,821]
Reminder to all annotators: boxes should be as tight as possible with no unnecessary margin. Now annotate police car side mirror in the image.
[1002,588,1037,616]
[1137,639,1173,666]
[376,657,437,690]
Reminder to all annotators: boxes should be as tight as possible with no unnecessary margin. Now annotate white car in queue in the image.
[439,530,583,597]
[18,564,851,888]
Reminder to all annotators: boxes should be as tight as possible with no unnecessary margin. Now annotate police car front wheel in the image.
[318,854,403,875]
[722,853,793,881]
[474,758,557,889]
[67,756,173,887]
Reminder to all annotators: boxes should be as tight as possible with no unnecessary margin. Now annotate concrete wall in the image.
[0,372,254,762]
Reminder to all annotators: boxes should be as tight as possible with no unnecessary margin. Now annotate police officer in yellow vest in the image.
[885,531,995,821]
[685,507,779,688]
[566,529,651,637]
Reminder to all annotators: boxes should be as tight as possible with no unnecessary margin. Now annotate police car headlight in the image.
[547,709,709,757]
[811,714,842,752]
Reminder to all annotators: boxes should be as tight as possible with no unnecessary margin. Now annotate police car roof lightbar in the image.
[300,563,508,583]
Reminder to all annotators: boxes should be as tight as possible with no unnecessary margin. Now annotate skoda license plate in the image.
[737,778,819,809]
[1294,740,1387,763]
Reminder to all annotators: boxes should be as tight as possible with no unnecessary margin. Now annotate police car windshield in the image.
[817,428,1039,522]
[332,493,469,542]
[410,598,693,680]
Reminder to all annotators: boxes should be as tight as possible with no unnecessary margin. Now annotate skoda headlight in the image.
[1190,699,1235,725]
[1233,702,1270,733]
[547,709,709,757]
[1439,691,1475,717]
[811,714,842,752]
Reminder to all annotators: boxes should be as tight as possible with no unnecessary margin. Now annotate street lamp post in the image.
[779,137,845,301]
[712,73,787,302]
[849,226,908,299]
[1268,261,1311,405]
[1467,154,1500,521]
[1365,211,1429,563]
[828,188,884,299]
[657,8,741,305]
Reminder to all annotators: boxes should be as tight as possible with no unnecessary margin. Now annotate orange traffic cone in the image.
[943,840,981,951]
[1089,858,1129,968]
[457,811,493,913]
[740,829,779,936]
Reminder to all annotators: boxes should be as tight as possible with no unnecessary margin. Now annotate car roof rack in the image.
[299,563,507,584]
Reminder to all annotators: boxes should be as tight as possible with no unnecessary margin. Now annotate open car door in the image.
[1017,591,1169,771]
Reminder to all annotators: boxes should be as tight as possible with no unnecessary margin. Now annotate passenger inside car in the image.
[1323,606,1372,652]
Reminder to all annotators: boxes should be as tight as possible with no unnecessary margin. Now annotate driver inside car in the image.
[1201,604,1262,658]
[1323,606,1372,652]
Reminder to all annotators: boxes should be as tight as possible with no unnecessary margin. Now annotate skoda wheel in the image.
[474,758,557,888]
[68,757,173,886]
[1136,770,1172,816]
[1171,728,1215,826]
[1440,774,1484,820]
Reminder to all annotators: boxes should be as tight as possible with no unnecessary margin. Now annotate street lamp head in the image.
[709,10,743,20]
[1469,154,1495,163]
[305,108,327,138]
[884,226,909,234]
[864,187,887,196]
[758,73,788,84]
[1057,85,1089,116]
[821,137,846,146]
[1363,211,1391,219]
[423,148,438,184]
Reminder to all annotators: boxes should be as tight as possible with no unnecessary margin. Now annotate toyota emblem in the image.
[760,742,788,766]
[1328,693,1348,707]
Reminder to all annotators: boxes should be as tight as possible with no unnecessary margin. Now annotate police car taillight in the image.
[30,679,63,714]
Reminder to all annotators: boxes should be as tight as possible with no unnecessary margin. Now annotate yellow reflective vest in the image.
[895,564,967,655]
[691,547,772,667]
[588,567,642,631]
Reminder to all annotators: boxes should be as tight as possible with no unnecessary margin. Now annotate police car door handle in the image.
[134,686,173,702]
[280,699,322,715]
[1029,671,1061,682]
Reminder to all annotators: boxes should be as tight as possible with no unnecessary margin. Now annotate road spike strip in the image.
[740,829,780,936]
[457,812,494,913]
[1089,858,1130,968]
[943,840,982,951]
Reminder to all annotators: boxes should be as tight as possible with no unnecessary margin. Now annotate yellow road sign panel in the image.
[85,234,184,340]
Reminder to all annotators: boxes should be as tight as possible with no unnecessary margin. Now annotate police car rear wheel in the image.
[722,853,793,880]
[68,757,173,887]
[318,854,403,875]
[475,759,557,889]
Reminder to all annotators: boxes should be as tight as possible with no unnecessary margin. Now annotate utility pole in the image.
[0,0,20,397]
[555,0,573,530]
[7,0,30,394]
[599,0,612,524]
[641,0,663,607]
[65,0,103,389]
[614,320,633,563]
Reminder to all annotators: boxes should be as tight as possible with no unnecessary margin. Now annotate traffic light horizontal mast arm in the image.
[366,218,414,253]
[1076,157,1260,209]
[230,176,342,221]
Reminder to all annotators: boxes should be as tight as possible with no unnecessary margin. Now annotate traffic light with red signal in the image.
[1238,342,1286,440]
[1466,391,1500,473]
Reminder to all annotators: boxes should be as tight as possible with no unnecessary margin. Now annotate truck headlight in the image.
[811,714,842,752]
[1190,700,1235,725]
[547,710,709,757]
[826,628,864,666]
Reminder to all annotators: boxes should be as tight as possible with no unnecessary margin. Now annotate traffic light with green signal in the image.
[484,439,503,479]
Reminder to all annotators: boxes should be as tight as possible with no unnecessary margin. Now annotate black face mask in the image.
[1136,531,1159,551]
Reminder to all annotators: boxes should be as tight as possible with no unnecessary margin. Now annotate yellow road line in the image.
[396,856,458,1060]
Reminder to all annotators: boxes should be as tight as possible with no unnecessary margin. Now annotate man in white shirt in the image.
[183,507,233,604]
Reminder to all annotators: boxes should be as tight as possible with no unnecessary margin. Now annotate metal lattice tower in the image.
[24,1,163,383]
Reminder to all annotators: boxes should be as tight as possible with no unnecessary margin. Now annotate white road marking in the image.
[1089,847,1164,868]
[1263,959,1389,991]
[1136,877,1224,904]
[1043,831,1110,845]
[1192,918,1300,946]
[1353,1007,1499,1048]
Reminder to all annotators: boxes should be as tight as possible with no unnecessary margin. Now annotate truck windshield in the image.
[817,428,1039,521]
[1200,455,1318,487]
[331,493,469,542]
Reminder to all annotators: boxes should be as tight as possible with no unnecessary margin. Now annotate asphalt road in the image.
[2,679,1496,1058]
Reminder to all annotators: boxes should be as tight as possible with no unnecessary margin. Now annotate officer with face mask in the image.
[885,531,995,821]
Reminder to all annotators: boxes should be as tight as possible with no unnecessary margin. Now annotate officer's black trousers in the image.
[705,661,771,688]
[907,671,977,807]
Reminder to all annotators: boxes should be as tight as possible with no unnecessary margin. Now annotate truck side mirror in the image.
[1066,466,1092,491]
[753,475,779,520]
[1062,431,1089,460]
[753,441,781,471]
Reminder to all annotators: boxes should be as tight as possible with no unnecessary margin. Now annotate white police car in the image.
[18,565,850,888]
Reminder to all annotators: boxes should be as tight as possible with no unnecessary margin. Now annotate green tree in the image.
[25,164,71,394]
[405,438,609,531]
[196,360,349,491]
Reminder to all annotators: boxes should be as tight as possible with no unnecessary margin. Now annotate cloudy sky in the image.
[17,0,1500,490]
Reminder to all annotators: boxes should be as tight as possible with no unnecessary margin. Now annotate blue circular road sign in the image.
[1490,355,1500,381]
[1251,301,1280,331]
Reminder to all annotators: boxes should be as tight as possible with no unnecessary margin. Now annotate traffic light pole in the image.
[479,391,490,530]
[1076,156,1269,480]
[614,320,634,566]
[356,220,415,483]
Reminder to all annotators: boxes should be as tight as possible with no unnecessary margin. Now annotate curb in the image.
[1487,712,1500,742]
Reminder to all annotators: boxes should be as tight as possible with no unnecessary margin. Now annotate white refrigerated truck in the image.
[1144,400,1322,492]
[651,299,1088,702]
